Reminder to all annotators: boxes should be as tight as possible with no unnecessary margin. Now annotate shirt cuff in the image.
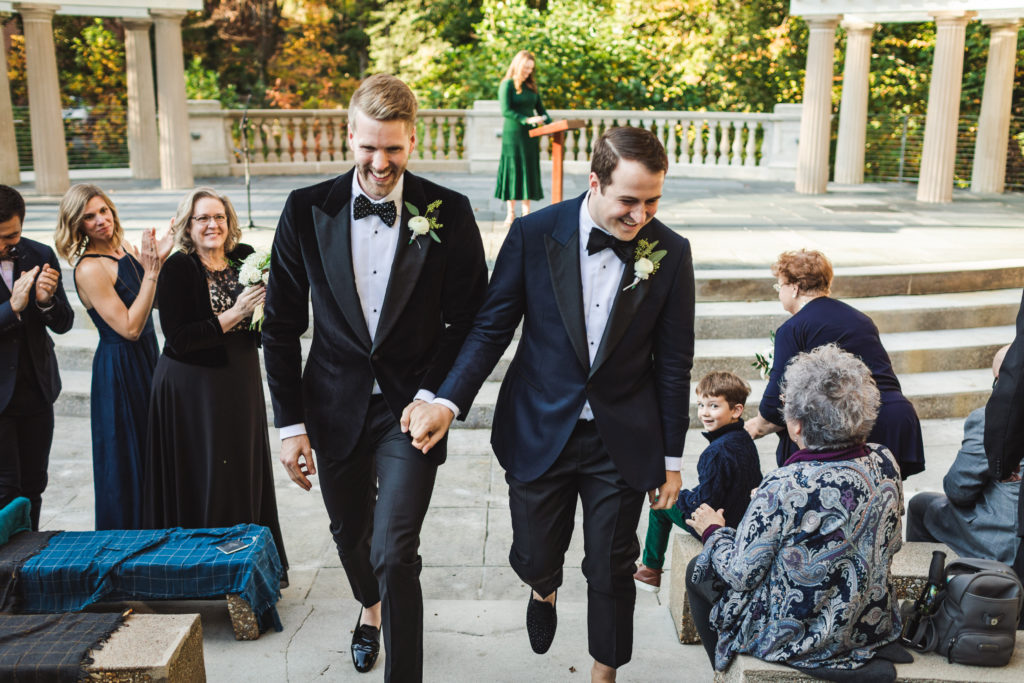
[414,389,436,403]
[431,397,460,418]
[701,524,722,544]
[279,423,307,440]
[665,456,681,472]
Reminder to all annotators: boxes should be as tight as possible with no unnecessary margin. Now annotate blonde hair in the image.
[504,50,537,94]
[54,184,124,264]
[172,187,242,254]
[348,73,418,130]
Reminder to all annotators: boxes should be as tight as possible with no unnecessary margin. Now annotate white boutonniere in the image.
[751,331,775,380]
[405,199,443,247]
[623,239,667,291]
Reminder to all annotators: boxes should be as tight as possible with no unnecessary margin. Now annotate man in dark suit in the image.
[262,74,487,681]
[0,185,74,530]
[405,127,694,681]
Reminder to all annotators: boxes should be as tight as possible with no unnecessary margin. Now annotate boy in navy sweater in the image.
[633,371,763,592]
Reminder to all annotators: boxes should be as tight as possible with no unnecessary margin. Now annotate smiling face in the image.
[348,109,415,200]
[696,393,744,432]
[80,195,116,244]
[188,197,229,254]
[586,159,664,242]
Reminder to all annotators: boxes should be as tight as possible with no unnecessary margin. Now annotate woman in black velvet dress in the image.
[744,249,925,478]
[144,187,287,570]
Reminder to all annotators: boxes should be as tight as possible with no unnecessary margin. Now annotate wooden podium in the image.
[530,119,586,203]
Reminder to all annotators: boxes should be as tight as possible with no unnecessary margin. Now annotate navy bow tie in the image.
[353,194,397,226]
[586,228,632,265]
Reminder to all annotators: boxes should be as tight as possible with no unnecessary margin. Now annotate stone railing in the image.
[188,100,801,180]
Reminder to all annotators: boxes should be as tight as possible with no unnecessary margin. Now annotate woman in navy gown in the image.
[745,249,925,478]
[54,184,172,528]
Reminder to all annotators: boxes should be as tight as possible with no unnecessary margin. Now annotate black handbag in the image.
[903,558,1023,666]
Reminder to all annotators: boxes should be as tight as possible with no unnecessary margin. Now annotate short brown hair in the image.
[771,249,833,295]
[591,127,668,189]
[695,371,750,407]
[348,73,418,130]
[172,187,242,254]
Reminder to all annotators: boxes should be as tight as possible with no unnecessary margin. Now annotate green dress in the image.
[495,78,551,201]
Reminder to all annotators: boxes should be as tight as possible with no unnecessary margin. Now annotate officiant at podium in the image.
[497,50,552,228]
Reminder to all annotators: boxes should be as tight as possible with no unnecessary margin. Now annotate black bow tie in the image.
[353,194,397,226]
[586,228,632,265]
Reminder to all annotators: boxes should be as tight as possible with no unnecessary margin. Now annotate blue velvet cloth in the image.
[759,296,925,477]
[77,253,159,529]
[0,497,30,546]
[17,524,284,632]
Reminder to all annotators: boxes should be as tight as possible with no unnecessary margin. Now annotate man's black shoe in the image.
[525,593,557,654]
[351,609,380,673]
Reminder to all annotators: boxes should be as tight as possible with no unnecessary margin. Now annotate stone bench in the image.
[667,533,957,644]
[713,642,1024,682]
[84,613,205,682]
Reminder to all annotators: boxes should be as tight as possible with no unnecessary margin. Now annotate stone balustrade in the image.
[189,100,801,181]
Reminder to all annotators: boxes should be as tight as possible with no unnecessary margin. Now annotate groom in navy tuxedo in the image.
[405,127,694,680]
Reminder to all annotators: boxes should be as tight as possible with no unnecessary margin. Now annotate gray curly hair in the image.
[781,344,880,450]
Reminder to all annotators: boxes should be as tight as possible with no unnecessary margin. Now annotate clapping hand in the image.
[233,284,266,316]
[9,266,39,313]
[34,264,59,307]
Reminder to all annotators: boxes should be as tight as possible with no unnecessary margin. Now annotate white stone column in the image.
[917,12,972,203]
[0,22,20,185]
[834,19,875,185]
[123,18,160,180]
[795,15,839,194]
[970,19,1021,194]
[151,10,193,190]
[16,3,69,195]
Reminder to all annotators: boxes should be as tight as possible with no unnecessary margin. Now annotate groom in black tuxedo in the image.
[405,127,694,681]
[262,74,487,681]
[0,185,74,530]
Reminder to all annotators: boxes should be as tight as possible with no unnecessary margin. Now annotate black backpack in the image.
[903,558,1023,666]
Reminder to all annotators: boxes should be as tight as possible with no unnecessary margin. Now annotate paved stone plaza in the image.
[14,170,1024,681]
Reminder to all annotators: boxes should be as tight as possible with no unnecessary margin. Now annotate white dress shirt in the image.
[279,173,435,440]
[0,260,12,292]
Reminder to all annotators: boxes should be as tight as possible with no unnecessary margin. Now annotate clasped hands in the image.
[9,263,59,313]
[400,400,455,454]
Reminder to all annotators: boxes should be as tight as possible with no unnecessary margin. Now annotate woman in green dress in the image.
[496,50,552,228]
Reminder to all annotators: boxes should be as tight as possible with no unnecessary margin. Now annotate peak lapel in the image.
[544,201,589,372]
[312,202,372,349]
[373,173,430,350]
[589,228,652,378]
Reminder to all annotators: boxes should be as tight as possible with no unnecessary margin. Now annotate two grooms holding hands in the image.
[405,126,695,681]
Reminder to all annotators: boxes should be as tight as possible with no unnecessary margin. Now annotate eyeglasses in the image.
[773,282,795,292]
[192,214,227,225]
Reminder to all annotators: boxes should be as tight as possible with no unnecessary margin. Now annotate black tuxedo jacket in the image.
[438,193,695,491]
[156,244,260,367]
[0,237,74,411]
[263,170,488,463]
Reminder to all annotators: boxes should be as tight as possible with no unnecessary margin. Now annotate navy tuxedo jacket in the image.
[262,170,488,463]
[438,193,695,491]
[0,237,74,411]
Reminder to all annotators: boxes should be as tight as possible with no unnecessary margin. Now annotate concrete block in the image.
[85,613,205,682]
[669,532,704,644]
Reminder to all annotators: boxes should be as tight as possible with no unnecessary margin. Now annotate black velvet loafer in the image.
[525,593,557,654]
[351,609,380,673]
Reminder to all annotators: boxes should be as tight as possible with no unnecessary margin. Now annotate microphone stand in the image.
[239,94,265,230]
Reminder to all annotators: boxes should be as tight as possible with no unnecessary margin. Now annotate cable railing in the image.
[12,105,130,170]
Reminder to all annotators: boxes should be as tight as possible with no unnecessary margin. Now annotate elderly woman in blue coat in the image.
[686,344,909,681]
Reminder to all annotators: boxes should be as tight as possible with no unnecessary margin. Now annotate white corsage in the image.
[238,249,271,330]
[405,199,443,246]
[623,239,667,291]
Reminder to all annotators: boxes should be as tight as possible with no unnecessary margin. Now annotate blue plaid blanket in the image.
[17,525,283,632]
